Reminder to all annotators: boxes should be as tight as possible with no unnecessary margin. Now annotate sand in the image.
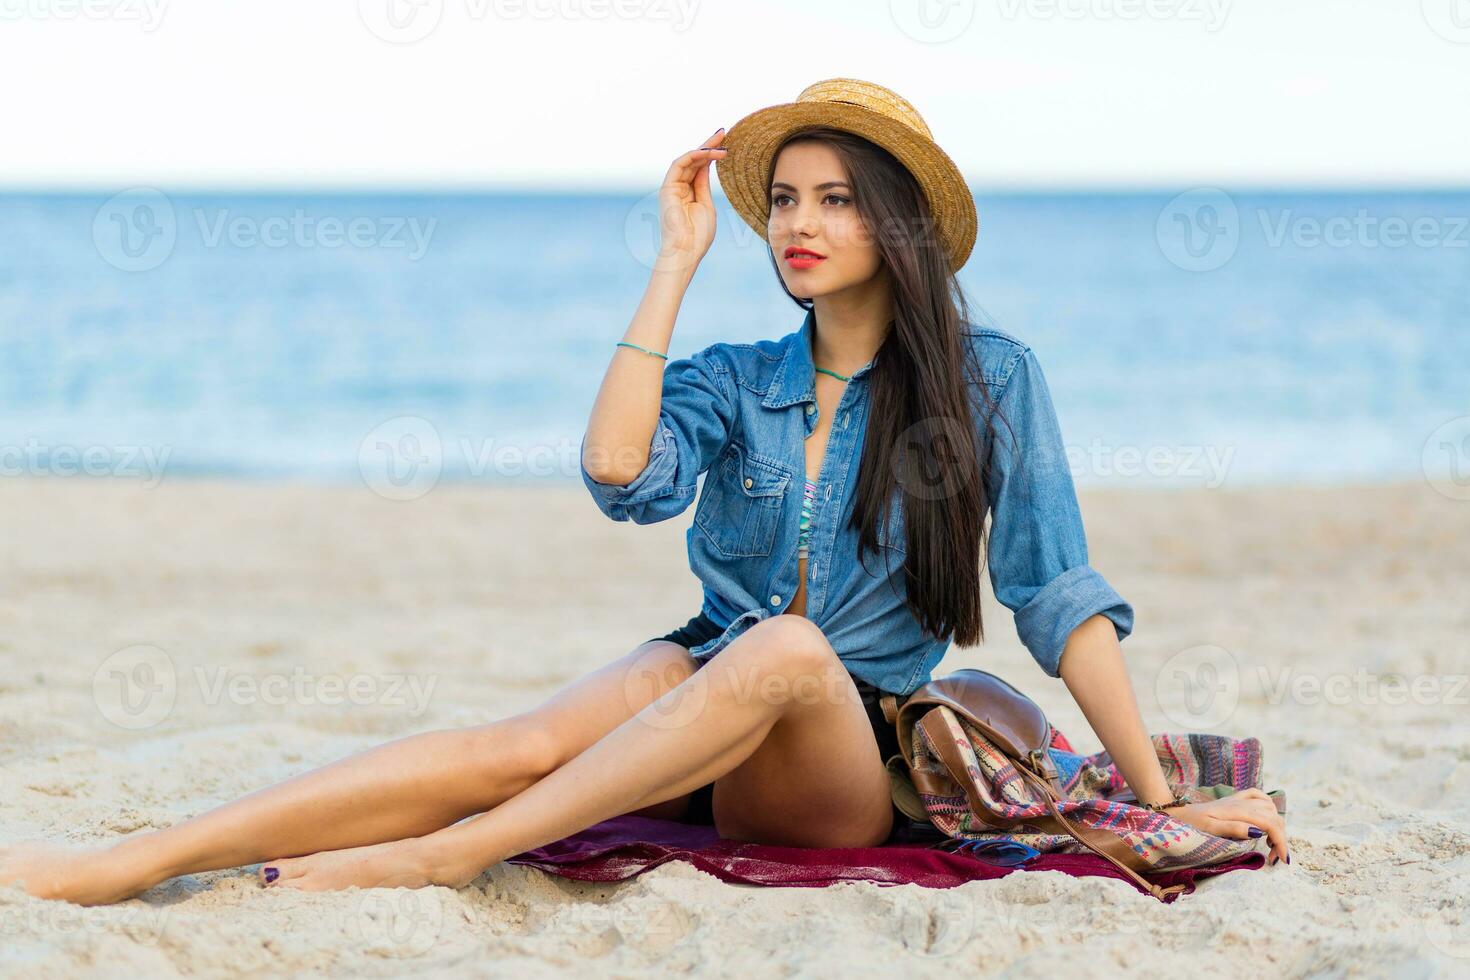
[1,476,1467,977]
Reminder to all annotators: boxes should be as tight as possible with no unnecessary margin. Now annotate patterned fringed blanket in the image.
[896,709,1283,878]
[503,725,1273,903]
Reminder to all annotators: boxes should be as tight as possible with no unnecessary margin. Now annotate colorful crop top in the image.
[797,478,818,560]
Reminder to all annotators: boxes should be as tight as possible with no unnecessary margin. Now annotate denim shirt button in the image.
[805,403,815,415]
[743,477,753,489]
[769,594,781,606]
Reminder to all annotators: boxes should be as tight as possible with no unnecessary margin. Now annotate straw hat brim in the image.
[715,101,977,272]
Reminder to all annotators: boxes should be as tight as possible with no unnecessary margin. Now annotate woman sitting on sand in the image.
[1,79,1287,906]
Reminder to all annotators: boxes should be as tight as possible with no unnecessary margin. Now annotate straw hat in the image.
[715,78,977,272]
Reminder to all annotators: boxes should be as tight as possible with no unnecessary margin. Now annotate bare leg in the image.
[258,616,894,893]
[0,641,700,905]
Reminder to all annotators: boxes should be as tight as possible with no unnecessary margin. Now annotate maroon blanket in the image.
[507,815,1264,901]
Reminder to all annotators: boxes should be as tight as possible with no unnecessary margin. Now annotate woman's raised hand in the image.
[654,128,727,275]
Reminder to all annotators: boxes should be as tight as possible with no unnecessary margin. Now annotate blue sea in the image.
[1,189,1466,490]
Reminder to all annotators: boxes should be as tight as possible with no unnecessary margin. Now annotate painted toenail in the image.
[264,867,279,884]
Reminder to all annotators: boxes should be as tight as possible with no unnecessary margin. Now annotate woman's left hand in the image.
[1161,788,1289,866]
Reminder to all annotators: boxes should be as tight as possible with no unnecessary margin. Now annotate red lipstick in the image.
[783,245,826,270]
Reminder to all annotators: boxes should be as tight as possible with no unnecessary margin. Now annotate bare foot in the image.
[0,841,160,906]
[258,838,475,893]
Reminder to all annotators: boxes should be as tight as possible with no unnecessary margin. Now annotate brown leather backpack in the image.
[879,669,1188,901]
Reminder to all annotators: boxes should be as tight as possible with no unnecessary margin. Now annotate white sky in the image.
[1,0,1466,189]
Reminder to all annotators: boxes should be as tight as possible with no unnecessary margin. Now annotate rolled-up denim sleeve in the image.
[982,346,1134,677]
[579,345,736,524]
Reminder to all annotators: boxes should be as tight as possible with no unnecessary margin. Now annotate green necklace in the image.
[815,366,851,382]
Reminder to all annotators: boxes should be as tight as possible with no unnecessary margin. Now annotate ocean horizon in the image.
[2,188,1466,494]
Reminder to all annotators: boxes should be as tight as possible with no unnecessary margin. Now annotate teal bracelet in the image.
[616,341,668,360]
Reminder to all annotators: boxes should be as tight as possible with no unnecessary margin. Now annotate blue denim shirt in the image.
[580,309,1134,695]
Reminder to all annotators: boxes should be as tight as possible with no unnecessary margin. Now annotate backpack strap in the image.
[879,692,901,726]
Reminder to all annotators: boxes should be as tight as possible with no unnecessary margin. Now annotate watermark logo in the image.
[1422,0,1470,43]
[1423,416,1470,501]
[355,422,606,500]
[1422,872,1470,960]
[891,415,976,502]
[93,644,177,730]
[622,646,709,731]
[93,188,177,273]
[358,0,444,43]
[1155,643,1239,729]
[889,0,976,44]
[93,646,438,727]
[1157,187,1239,272]
[351,877,447,956]
[893,887,974,956]
[1160,189,1469,271]
[358,416,444,501]
[93,189,438,271]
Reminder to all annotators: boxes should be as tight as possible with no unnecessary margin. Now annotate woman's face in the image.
[767,141,883,299]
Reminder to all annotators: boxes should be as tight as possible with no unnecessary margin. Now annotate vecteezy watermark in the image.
[92,188,437,272]
[888,0,977,44]
[1256,210,1470,251]
[0,898,171,947]
[192,666,438,717]
[93,188,177,273]
[478,874,697,952]
[350,876,448,957]
[1158,188,1470,271]
[891,886,975,956]
[358,417,607,501]
[358,0,445,43]
[0,0,169,31]
[193,209,435,259]
[93,644,178,730]
[621,645,710,732]
[357,0,700,44]
[1156,188,1240,272]
[0,439,171,487]
[1154,644,1240,729]
[1066,439,1236,488]
[1256,668,1469,708]
[92,644,439,729]
[1422,872,1470,960]
[891,416,977,502]
[1421,0,1470,44]
[1422,416,1470,502]
[358,416,444,502]
[995,0,1232,32]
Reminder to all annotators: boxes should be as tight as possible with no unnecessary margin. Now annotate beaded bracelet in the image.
[1138,793,1194,813]
[616,341,668,360]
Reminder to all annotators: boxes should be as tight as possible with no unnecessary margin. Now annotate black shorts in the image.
[646,611,905,829]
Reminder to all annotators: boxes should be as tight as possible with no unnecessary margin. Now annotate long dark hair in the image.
[764,127,1011,648]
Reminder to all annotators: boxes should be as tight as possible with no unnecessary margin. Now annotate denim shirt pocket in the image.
[694,442,792,558]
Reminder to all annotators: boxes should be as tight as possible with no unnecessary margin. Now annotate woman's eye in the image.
[771,193,849,207]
